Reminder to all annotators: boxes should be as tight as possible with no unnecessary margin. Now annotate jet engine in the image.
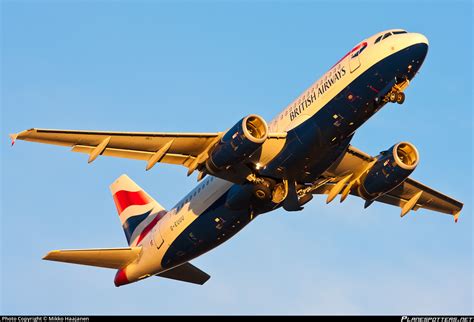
[359,142,419,200]
[206,114,268,173]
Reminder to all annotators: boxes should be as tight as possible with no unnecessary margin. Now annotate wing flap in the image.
[314,145,463,219]
[71,145,195,167]
[380,178,463,215]
[12,127,287,172]
[156,262,210,285]
[15,128,220,154]
[43,247,141,269]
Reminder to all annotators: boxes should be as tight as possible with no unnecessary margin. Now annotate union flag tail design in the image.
[110,174,166,246]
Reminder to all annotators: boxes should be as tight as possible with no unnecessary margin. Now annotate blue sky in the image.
[1,0,472,315]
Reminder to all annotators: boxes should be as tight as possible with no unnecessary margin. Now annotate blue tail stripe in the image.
[123,210,152,244]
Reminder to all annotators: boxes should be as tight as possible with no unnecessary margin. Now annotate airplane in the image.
[10,29,463,287]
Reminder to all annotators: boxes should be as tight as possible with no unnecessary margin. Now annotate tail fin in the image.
[110,174,166,246]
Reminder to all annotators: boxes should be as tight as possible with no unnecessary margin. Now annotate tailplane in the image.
[43,247,141,269]
[157,262,210,285]
[110,174,166,246]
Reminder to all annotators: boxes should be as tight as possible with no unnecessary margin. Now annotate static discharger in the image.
[88,136,111,164]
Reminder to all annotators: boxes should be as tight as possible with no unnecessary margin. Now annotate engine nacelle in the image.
[206,114,268,172]
[359,142,419,200]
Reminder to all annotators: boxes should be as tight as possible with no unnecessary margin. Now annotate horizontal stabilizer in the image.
[43,247,141,269]
[157,262,210,285]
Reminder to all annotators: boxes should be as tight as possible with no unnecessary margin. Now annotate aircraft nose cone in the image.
[411,33,429,63]
[411,32,429,46]
[414,42,429,64]
[404,36,429,78]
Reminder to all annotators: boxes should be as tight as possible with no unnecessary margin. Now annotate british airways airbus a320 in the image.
[11,29,463,287]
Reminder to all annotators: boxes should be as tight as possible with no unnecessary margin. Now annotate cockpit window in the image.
[374,30,406,44]
[374,32,392,44]
[382,32,392,40]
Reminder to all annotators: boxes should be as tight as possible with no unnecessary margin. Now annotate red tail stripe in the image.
[134,211,166,245]
[113,190,151,214]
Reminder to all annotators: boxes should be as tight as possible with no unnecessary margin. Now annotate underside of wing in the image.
[309,145,463,221]
[369,177,463,215]
[11,128,222,170]
[11,126,287,181]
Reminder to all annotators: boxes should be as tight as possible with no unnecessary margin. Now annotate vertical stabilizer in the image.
[110,174,166,246]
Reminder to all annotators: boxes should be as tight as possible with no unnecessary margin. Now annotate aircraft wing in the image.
[11,128,286,174]
[10,128,222,171]
[310,145,463,221]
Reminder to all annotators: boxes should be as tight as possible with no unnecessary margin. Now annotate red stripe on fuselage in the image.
[331,41,367,69]
[134,210,167,245]
[113,190,151,214]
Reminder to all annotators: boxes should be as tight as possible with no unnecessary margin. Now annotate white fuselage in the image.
[122,30,429,283]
